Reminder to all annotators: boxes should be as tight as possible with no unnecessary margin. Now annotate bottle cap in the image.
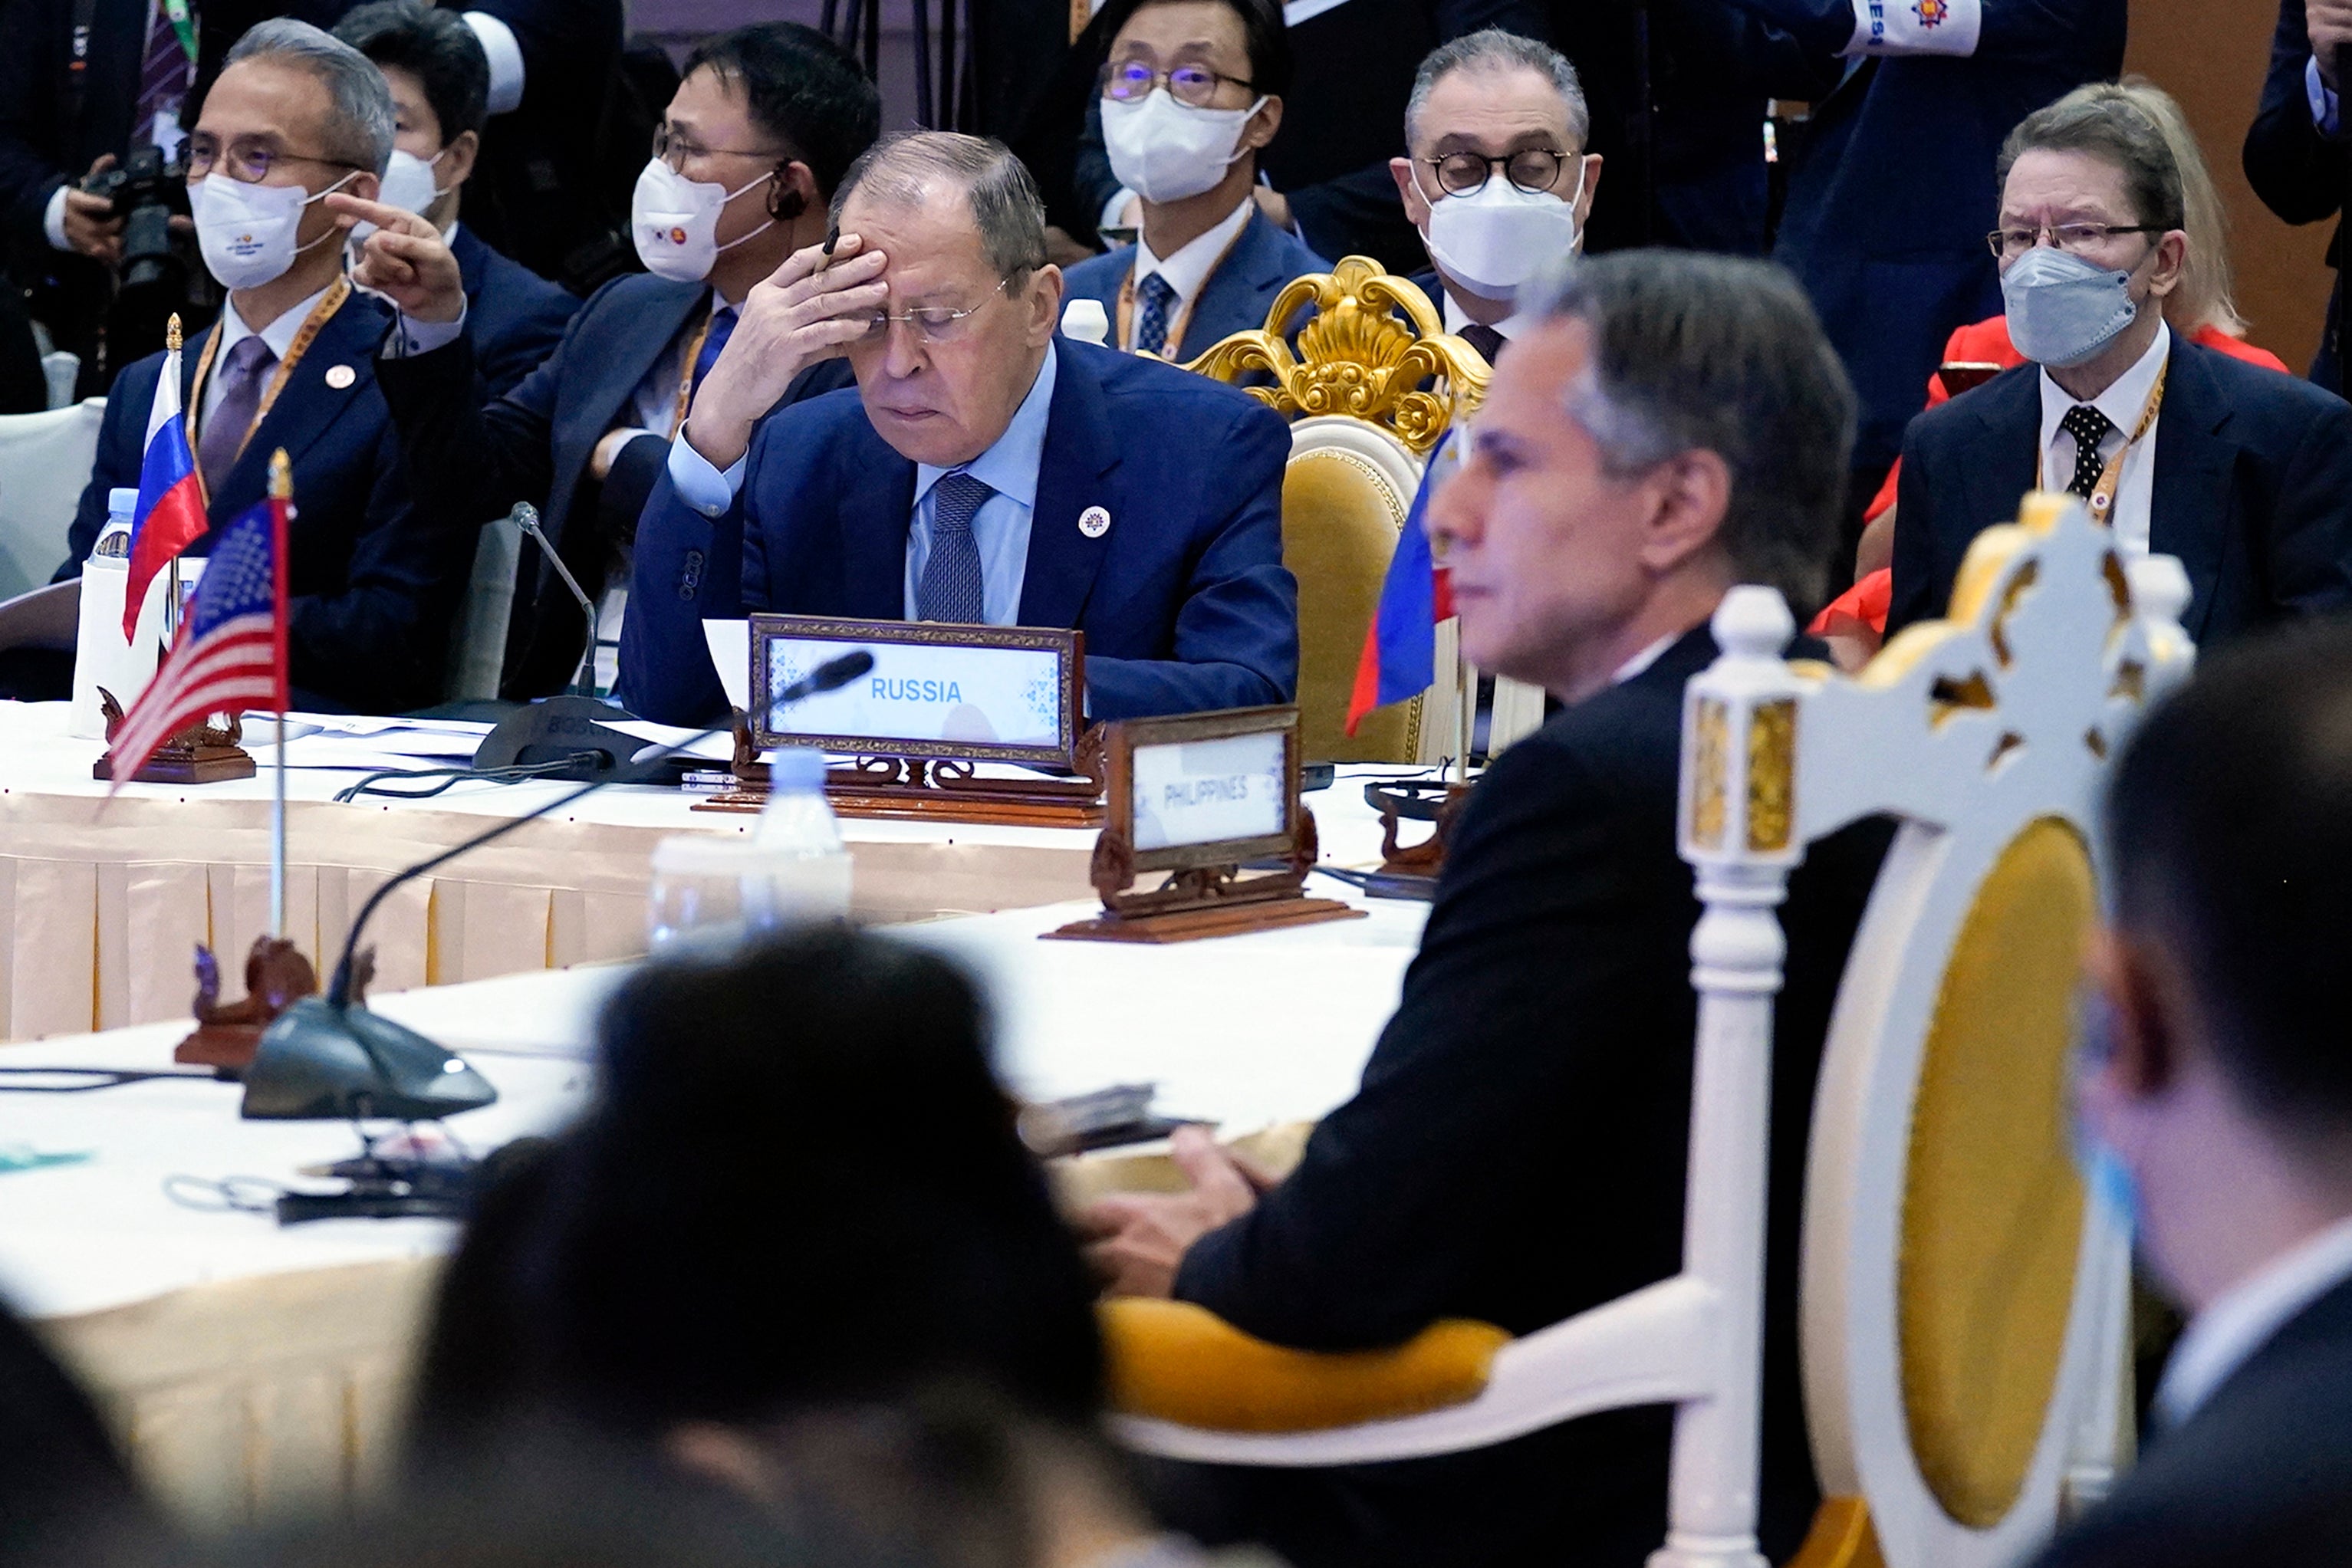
[107,488,140,518]
[1061,298,1110,347]
[768,746,828,791]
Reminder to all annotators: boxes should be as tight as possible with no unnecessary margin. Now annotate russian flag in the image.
[122,337,208,645]
[1345,431,1459,735]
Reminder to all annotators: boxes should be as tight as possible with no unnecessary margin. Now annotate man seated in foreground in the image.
[2034,620,2352,1568]
[1080,251,1887,1567]
[622,131,1298,726]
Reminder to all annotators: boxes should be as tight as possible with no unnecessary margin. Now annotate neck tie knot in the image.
[199,334,277,482]
[2060,403,2115,501]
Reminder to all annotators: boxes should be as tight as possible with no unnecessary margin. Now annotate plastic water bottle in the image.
[647,748,852,949]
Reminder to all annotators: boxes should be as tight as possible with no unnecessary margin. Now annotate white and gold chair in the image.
[1102,491,2194,1567]
[1181,258,1545,764]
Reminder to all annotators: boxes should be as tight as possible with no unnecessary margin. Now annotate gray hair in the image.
[1523,250,1857,616]
[1997,86,2186,236]
[1406,29,1588,150]
[830,130,1048,281]
[223,18,396,176]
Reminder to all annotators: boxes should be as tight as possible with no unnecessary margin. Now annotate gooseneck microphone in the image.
[325,647,874,1008]
[506,502,600,696]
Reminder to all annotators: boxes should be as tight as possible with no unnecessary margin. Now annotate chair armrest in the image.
[1102,1298,1510,1433]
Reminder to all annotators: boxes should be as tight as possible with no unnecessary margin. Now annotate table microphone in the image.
[505,502,600,696]
[240,649,876,1122]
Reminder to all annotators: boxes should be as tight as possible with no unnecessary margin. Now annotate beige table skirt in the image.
[0,791,1096,1040]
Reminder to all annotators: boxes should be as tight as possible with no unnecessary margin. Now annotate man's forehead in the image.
[198,58,324,133]
[2001,150,2133,215]
[1113,0,1248,55]
[842,185,991,291]
[1415,67,1572,152]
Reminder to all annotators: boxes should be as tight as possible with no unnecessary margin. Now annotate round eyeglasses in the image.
[1100,59,1256,108]
[1421,148,1572,198]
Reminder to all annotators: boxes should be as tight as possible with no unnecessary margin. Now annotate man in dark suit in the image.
[58,21,469,715]
[1061,0,1326,360]
[2244,0,2350,396]
[1714,0,2125,543]
[2035,619,2352,1568]
[1888,92,2352,644]
[333,2,574,400]
[624,132,1297,726]
[1081,251,1882,1568]
[349,23,879,699]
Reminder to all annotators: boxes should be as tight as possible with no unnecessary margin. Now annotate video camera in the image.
[81,144,191,295]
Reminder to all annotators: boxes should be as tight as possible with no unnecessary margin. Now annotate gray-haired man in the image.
[1081,251,1888,1568]
[621,130,1298,725]
[54,19,472,715]
[1390,29,1600,363]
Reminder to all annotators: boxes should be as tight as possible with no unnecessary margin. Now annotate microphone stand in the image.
[506,502,600,699]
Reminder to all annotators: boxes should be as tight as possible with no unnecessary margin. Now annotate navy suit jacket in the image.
[61,292,471,713]
[1887,335,2352,645]
[1740,0,2127,468]
[373,271,854,697]
[2031,1275,2352,1568]
[449,222,579,402]
[621,338,1298,727]
[1061,207,1328,360]
[2244,0,2346,393]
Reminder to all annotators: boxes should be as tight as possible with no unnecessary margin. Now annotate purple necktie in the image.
[133,1,196,148]
[199,336,274,485]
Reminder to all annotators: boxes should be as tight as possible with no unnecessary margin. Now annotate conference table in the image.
[0,774,1436,1527]
[0,701,1419,1040]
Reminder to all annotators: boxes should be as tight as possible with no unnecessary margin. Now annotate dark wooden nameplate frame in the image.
[1359,777,1474,899]
[90,689,256,784]
[693,616,1104,827]
[1046,705,1365,944]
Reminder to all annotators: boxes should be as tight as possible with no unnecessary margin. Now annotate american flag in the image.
[105,455,291,790]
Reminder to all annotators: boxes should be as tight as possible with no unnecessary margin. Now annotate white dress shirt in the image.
[1442,291,1525,344]
[201,281,332,435]
[2038,320,2169,557]
[2155,1213,2352,1427]
[629,295,737,436]
[668,342,1061,629]
[1122,196,1255,350]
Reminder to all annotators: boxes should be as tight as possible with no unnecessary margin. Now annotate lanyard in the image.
[669,300,722,441]
[2058,360,2167,531]
[186,277,350,499]
[159,0,198,64]
[1113,217,1252,360]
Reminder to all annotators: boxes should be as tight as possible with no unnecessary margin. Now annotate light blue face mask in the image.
[2002,245,2141,370]
[2070,988,2140,1239]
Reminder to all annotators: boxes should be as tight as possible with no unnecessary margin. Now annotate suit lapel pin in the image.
[324,364,357,391]
[1079,505,1110,539]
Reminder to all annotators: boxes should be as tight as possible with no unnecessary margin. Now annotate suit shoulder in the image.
[1061,247,1132,300]
[580,271,702,324]
[482,245,580,317]
[1908,363,2036,448]
[2189,337,2350,424]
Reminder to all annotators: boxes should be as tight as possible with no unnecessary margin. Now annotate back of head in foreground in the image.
[411,926,1104,1452]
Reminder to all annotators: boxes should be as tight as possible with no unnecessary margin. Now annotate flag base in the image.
[91,689,258,783]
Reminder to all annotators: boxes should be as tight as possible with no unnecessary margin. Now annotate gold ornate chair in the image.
[1102,492,2192,1568]
[1180,258,1545,764]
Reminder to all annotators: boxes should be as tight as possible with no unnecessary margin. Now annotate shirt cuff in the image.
[667,428,746,516]
[2310,54,2341,136]
[1842,0,1980,56]
[384,306,468,357]
[1100,188,1138,233]
[43,184,70,252]
[464,12,526,115]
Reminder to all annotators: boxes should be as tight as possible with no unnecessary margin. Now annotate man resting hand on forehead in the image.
[619,130,1298,727]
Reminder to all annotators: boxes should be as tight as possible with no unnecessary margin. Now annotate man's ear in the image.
[440,128,480,189]
[1028,262,1065,345]
[1243,94,1282,153]
[1636,447,1732,576]
[2086,925,2184,1100]
[329,170,380,230]
[1572,153,1603,229]
[1390,156,1429,228]
[769,160,819,222]
[2146,228,2189,302]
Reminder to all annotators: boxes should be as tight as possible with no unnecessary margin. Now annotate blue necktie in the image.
[917,472,992,623]
[689,306,736,401]
[1134,273,1178,356]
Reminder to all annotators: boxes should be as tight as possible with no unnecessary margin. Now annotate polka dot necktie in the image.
[916,471,992,624]
[1133,273,1179,356]
[2060,403,2116,501]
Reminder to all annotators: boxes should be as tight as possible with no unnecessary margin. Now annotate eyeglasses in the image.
[185,134,359,184]
[1421,149,1571,198]
[858,276,1015,344]
[1987,221,2166,259]
[651,122,789,172]
[1100,59,1255,108]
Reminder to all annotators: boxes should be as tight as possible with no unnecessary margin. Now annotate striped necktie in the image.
[133,1,196,148]
[916,472,992,623]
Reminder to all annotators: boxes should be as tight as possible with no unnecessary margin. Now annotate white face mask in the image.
[1420,161,1586,303]
[345,148,447,250]
[192,169,358,293]
[631,158,775,283]
[1101,89,1266,206]
[2000,245,2143,369]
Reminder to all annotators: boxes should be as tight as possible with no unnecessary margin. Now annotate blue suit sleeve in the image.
[2245,0,2347,227]
[617,466,745,725]
[2268,390,2352,618]
[469,262,581,401]
[1083,398,1298,720]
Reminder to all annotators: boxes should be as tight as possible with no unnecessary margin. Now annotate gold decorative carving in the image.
[1181,256,1492,456]
[1689,699,1729,851]
[1746,698,1797,852]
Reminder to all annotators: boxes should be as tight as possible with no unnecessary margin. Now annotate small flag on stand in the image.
[1345,430,1459,736]
[105,452,292,792]
[123,314,209,644]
